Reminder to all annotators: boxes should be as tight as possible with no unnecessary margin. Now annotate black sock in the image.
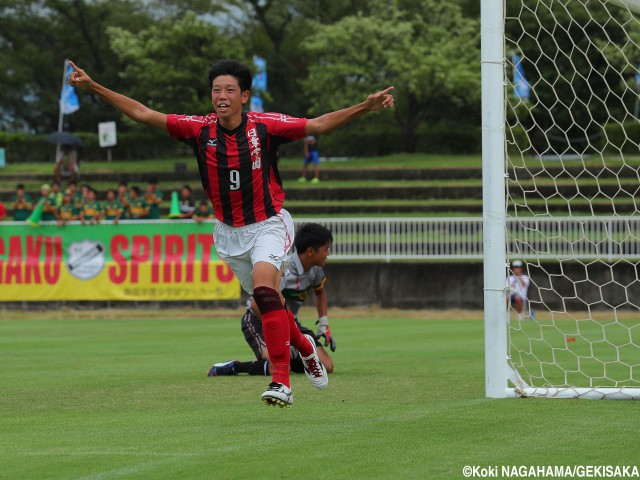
[243,359,269,376]
[234,359,269,375]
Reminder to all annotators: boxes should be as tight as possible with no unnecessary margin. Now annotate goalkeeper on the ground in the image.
[208,223,335,377]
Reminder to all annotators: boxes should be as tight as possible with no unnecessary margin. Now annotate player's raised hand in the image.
[67,61,93,91]
[364,86,394,111]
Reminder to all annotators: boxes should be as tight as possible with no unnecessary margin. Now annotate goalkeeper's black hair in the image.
[294,223,333,253]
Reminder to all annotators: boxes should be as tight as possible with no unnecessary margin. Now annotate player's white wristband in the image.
[317,315,329,328]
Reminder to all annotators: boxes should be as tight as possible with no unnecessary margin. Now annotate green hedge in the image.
[0,130,190,164]
[2,120,482,163]
[279,121,481,157]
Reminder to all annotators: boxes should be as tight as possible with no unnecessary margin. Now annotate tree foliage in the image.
[506,0,640,154]
[108,13,246,116]
[0,0,150,133]
[301,0,480,151]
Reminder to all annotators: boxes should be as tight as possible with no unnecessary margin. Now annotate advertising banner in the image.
[0,221,240,301]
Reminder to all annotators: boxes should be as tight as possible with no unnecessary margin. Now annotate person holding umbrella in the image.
[54,145,79,182]
[45,131,82,182]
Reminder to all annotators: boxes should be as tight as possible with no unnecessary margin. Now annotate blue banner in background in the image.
[512,53,530,101]
[60,63,80,115]
[251,55,267,113]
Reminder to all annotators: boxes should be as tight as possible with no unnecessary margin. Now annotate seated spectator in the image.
[117,181,130,220]
[51,181,63,208]
[56,192,78,226]
[80,188,101,225]
[39,184,57,222]
[145,178,163,220]
[102,189,123,224]
[194,200,214,223]
[179,185,196,219]
[66,180,84,212]
[11,184,32,221]
[127,186,149,219]
[54,146,79,182]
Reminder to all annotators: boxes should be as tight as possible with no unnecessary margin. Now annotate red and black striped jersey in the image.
[167,112,307,227]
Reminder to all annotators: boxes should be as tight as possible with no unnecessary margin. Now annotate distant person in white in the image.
[507,260,530,320]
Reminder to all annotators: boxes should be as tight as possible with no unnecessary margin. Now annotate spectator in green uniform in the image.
[102,189,123,224]
[127,186,149,219]
[51,181,64,208]
[67,180,84,212]
[194,200,214,223]
[11,184,32,221]
[80,188,101,225]
[117,181,131,220]
[40,184,57,222]
[144,178,163,220]
[56,193,78,226]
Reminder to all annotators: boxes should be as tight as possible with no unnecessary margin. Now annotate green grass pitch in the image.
[1,310,638,479]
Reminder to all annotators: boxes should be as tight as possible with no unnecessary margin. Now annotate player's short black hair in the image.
[294,223,333,253]
[16,184,25,190]
[208,59,252,92]
[106,189,116,196]
[118,181,128,187]
[199,200,208,207]
[130,186,141,196]
[182,185,192,193]
[68,180,77,187]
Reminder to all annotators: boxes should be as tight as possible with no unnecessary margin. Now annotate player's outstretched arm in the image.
[68,61,167,130]
[306,87,394,136]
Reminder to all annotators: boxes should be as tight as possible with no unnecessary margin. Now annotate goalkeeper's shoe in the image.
[301,334,329,389]
[207,360,238,376]
[261,382,293,408]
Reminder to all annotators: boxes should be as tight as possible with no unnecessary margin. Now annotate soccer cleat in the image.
[297,177,307,183]
[310,177,320,184]
[207,360,238,376]
[261,382,293,407]
[301,334,329,389]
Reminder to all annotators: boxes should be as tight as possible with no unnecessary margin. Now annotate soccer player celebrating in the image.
[68,59,394,407]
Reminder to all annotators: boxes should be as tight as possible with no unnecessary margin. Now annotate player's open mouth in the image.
[217,103,230,112]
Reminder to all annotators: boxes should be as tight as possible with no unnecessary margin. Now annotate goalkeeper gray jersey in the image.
[280,252,326,317]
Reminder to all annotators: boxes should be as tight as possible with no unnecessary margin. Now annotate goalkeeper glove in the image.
[315,316,336,352]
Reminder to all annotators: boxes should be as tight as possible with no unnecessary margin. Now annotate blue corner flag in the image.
[60,63,80,115]
[512,53,531,101]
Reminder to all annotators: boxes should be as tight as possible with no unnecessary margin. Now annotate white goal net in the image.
[483,0,640,399]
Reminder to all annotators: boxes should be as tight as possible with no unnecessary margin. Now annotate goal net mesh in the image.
[504,0,640,397]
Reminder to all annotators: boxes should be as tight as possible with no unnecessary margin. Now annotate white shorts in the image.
[213,209,295,294]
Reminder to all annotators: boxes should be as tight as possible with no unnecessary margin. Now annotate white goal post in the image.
[482,0,640,399]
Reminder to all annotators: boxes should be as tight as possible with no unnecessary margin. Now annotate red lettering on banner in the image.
[198,234,213,282]
[43,236,62,285]
[6,237,23,284]
[131,235,151,283]
[151,235,162,283]
[109,235,128,284]
[186,234,196,282]
[216,263,235,283]
[25,236,43,284]
[163,235,183,283]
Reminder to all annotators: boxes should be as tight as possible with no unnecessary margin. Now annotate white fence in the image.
[295,216,640,262]
[6,217,640,262]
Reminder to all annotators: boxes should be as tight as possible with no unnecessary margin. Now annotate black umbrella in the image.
[44,131,84,147]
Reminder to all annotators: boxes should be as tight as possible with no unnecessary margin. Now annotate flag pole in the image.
[56,59,70,162]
